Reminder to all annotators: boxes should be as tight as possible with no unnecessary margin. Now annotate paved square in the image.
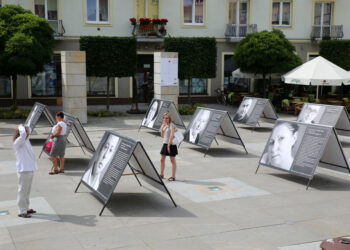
[167,177,270,202]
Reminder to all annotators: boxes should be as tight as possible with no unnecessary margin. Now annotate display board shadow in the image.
[233,97,278,127]
[256,119,350,189]
[139,99,186,132]
[75,130,176,216]
[182,107,247,157]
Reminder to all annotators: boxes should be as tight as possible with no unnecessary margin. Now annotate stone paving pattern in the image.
[0,104,350,249]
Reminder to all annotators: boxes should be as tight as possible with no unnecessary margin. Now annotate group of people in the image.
[13,111,67,218]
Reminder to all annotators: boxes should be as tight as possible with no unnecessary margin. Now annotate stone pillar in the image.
[154,52,179,106]
[61,51,87,123]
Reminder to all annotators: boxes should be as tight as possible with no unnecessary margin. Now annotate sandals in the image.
[18,213,31,218]
[49,169,59,175]
[59,169,64,174]
[27,209,36,214]
[168,177,176,182]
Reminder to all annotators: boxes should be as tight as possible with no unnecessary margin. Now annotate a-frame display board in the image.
[139,99,186,132]
[75,131,176,216]
[256,119,350,189]
[233,97,278,126]
[39,112,95,157]
[24,102,56,131]
[182,107,247,156]
[297,103,350,137]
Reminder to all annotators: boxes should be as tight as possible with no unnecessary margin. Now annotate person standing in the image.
[13,125,37,218]
[49,111,67,175]
[160,113,178,181]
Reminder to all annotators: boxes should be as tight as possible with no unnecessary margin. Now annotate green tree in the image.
[0,5,55,105]
[80,36,137,111]
[164,37,217,103]
[320,40,350,70]
[234,30,302,97]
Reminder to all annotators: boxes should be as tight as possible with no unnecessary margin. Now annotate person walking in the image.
[49,111,67,175]
[13,125,37,218]
[160,112,178,181]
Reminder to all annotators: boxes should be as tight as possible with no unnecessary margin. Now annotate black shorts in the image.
[160,143,178,157]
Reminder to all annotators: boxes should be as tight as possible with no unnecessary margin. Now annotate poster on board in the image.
[160,53,178,86]
[24,102,55,131]
[76,131,176,215]
[257,119,349,187]
[233,97,278,126]
[140,99,186,131]
[297,103,350,137]
[182,107,247,155]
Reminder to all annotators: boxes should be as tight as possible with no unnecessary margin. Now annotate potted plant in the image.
[159,18,168,36]
[130,17,137,35]
[139,18,153,33]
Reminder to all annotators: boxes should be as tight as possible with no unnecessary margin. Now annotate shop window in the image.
[0,77,11,98]
[87,77,115,96]
[86,0,109,23]
[31,54,62,97]
[184,0,204,25]
[180,78,207,95]
[137,0,159,19]
[272,1,292,26]
[224,55,250,93]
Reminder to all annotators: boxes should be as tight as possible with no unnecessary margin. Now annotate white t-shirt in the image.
[52,121,67,136]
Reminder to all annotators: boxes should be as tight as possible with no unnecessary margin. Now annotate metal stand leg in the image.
[169,193,177,207]
[306,179,312,190]
[204,149,209,158]
[75,181,82,193]
[129,165,142,186]
[257,121,261,127]
[255,164,260,174]
[99,204,107,216]
[243,145,248,155]
[138,125,142,133]
[178,142,182,148]
[214,137,219,146]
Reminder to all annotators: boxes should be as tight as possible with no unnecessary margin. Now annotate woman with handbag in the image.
[160,112,178,181]
[49,111,67,175]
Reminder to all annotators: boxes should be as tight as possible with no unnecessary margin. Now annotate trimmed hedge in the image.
[178,103,207,115]
[0,108,30,119]
[87,110,125,117]
[320,40,350,70]
[80,36,137,77]
[164,37,217,79]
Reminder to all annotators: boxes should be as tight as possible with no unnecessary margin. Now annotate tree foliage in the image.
[0,5,55,77]
[234,30,302,76]
[320,40,350,70]
[80,36,137,77]
[164,37,217,79]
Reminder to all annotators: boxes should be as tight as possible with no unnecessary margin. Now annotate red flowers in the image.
[129,17,136,25]
[130,17,168,25]
[139,17,151,25]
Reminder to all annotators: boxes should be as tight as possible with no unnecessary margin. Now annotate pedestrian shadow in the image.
[338,140,350,148]
[29,138,47,146]
[64,158,90,172]
[102,192,195,218]
[239,127,273,133]
[184,147,258,158]
[33,213,98,227]
[269,172,350,191]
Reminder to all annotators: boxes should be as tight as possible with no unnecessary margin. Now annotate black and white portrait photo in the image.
[184,109,211,144]
[298,104,324,124]
[142,100,161,128]
[233,98,256,123]
[260,121,304,171]
[82,134,120,190]
[25,105,39,129]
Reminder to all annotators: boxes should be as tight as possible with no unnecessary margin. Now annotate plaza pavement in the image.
[0,104,350,249]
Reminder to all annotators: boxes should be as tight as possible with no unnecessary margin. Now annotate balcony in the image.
[49,20,65,40]
[225,24,258,42]
[310,25,344,41]
[131,23,166,42]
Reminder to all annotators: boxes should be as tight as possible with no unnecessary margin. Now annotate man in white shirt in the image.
[13,125,37,218]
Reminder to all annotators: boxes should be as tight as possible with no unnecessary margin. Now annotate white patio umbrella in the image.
[282,56,350,99]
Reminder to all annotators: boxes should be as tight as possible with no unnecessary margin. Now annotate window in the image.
[87,77,115,96]
[137,0,159,19]
[0,77,11,98]
[272,1,291,26]
[31,54,62,97]
[224,55,250,93]
[34,0,59,33]
[180,78,207,95]
[86,0,109,23]
[228,0,249,37]
[314,2,332,38]
[184,0,204,25]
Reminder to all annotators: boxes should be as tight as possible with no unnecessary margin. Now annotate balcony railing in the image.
[131,23,166,39]
[49,20,65,40]
[310,25,343,40]
[225,24,257,41]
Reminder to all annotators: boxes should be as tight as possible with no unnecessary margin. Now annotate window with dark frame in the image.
[272,1,291,26]
[87,0,109,23]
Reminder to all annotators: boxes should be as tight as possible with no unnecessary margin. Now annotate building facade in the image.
[0,0,348,106]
